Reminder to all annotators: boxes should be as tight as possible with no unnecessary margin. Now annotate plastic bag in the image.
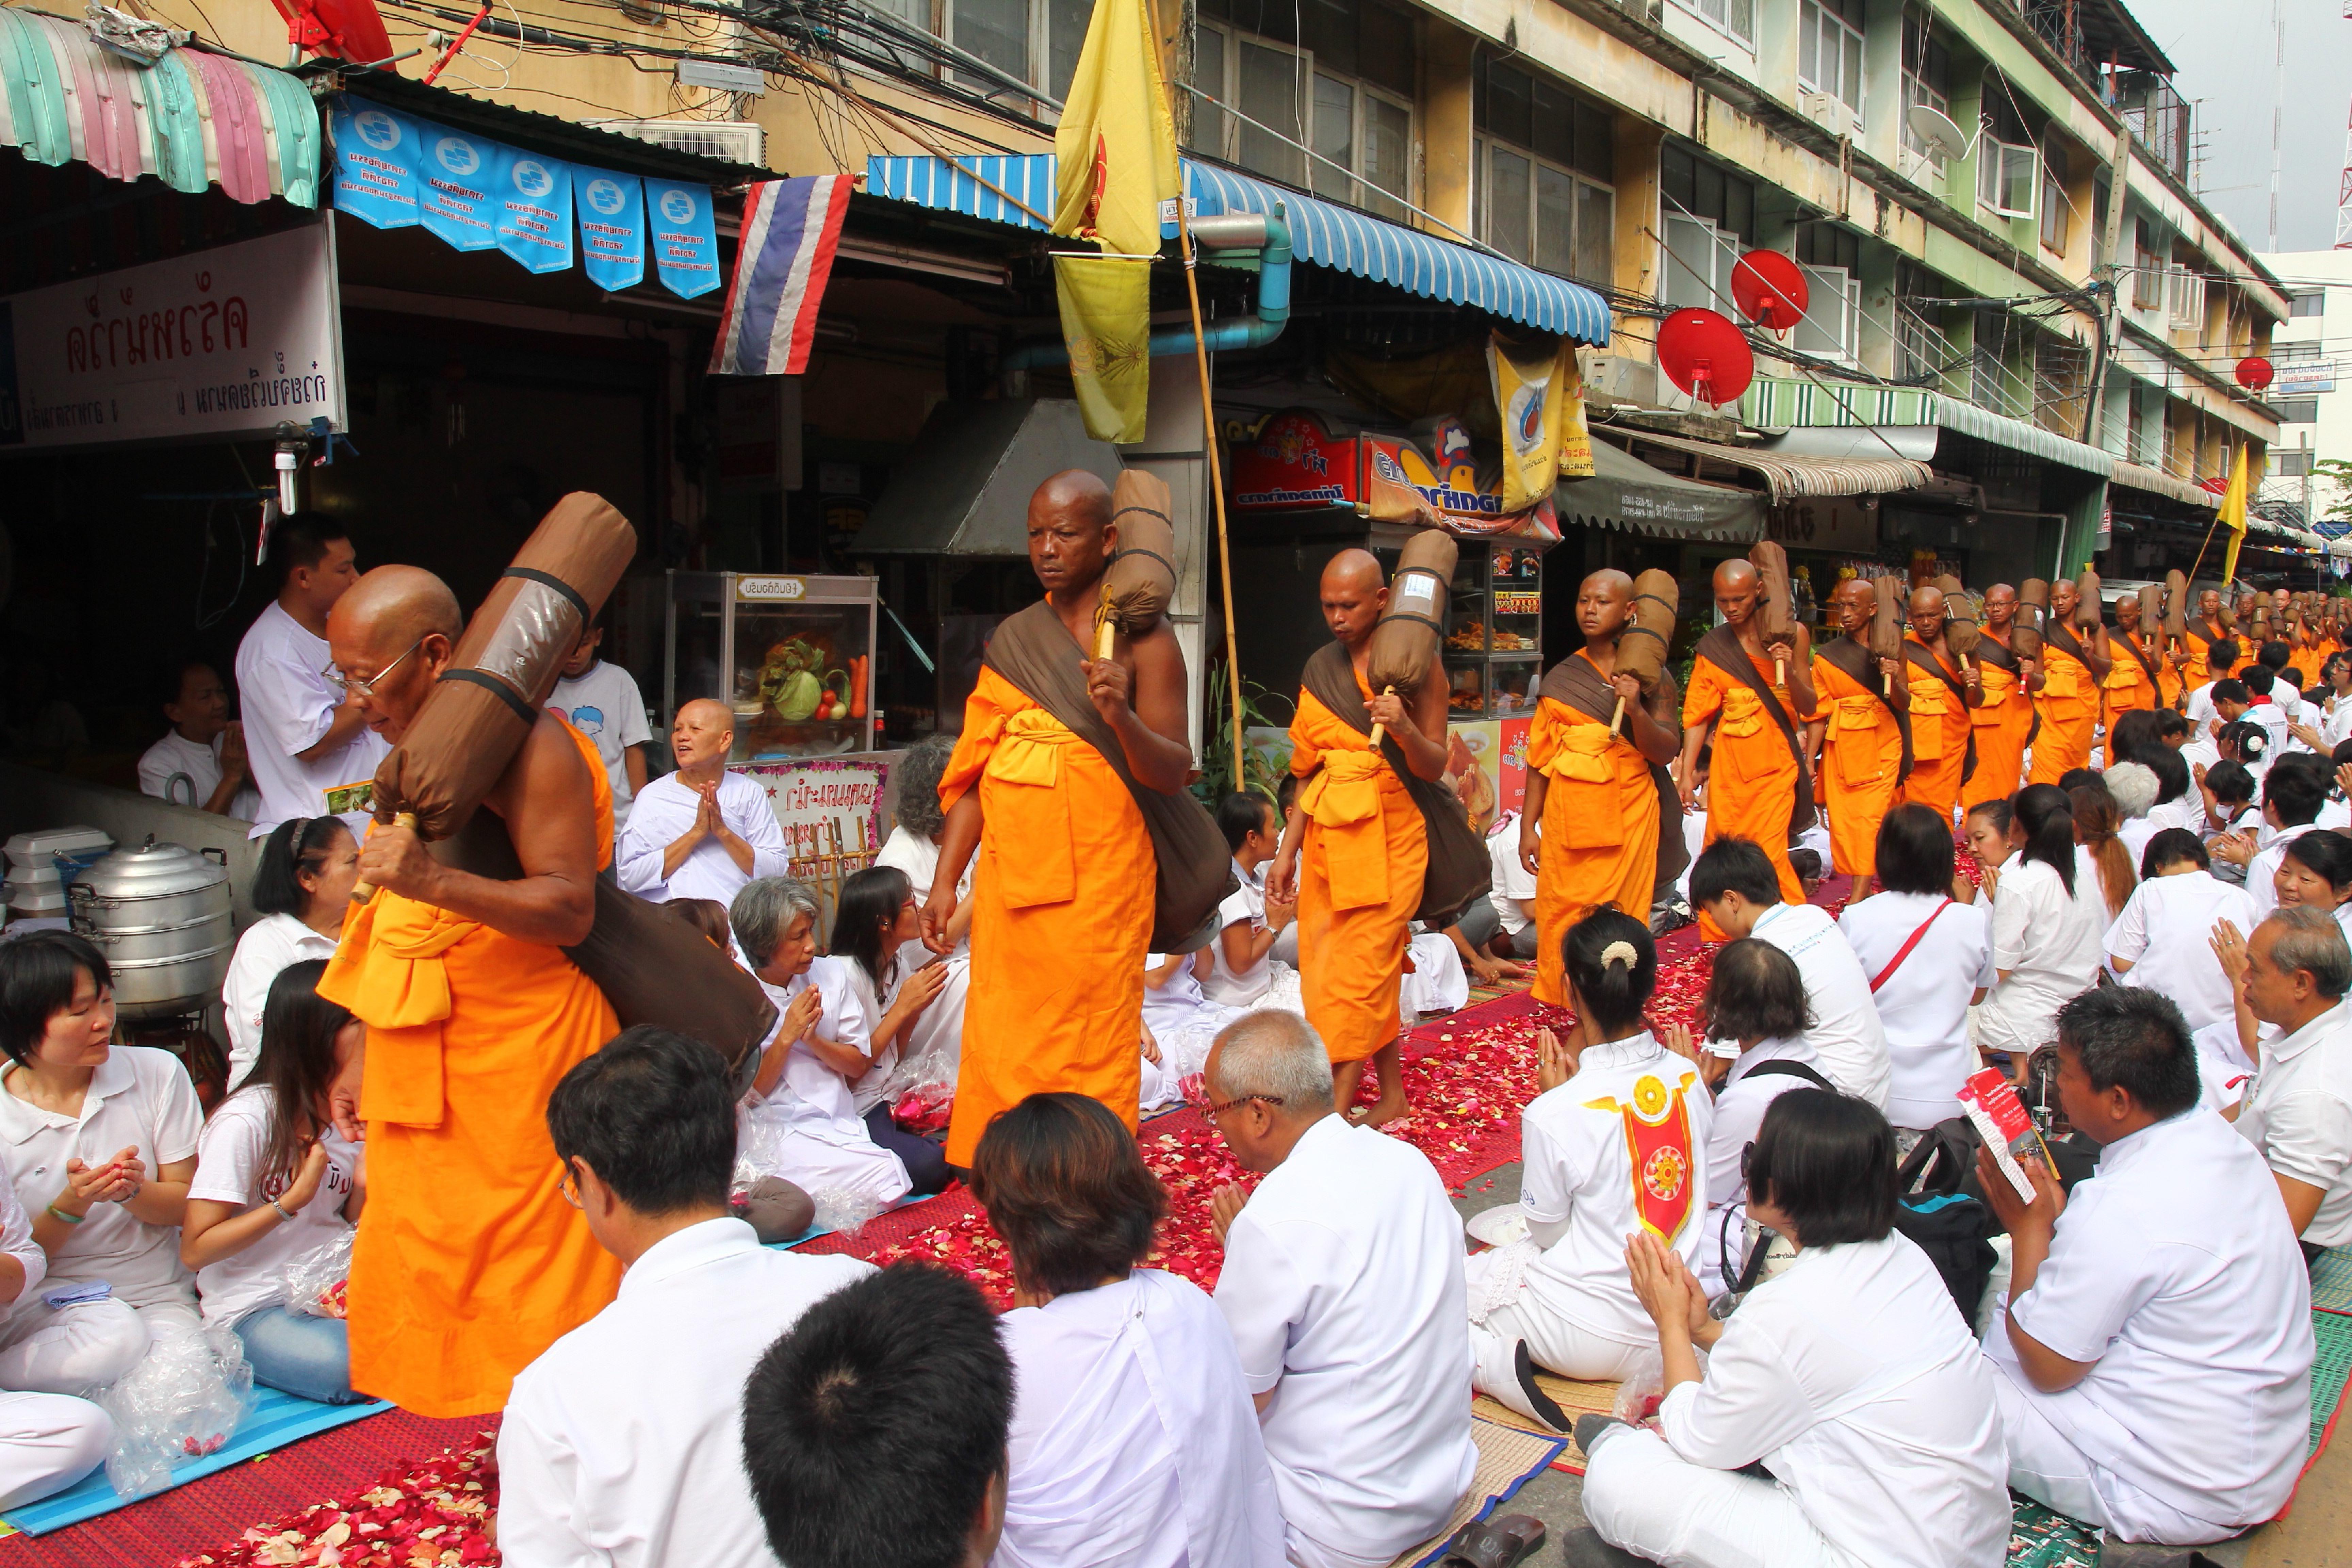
[732,1109,793,1199]
[282,1227,354,1320]
[1609,1343,1705,1426]
[808,1185,885,1238]
[96,1322,253,1500]
[889,1077,954,1136]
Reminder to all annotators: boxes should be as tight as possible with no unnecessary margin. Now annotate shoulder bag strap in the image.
[1868,899,1953,992]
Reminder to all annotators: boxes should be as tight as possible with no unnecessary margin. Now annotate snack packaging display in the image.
[97,1325,254,1500]
[281,1226,355,1320]
[1959,1067,2049,1203]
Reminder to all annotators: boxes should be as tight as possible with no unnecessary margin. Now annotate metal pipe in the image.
[1000,208,1291,372]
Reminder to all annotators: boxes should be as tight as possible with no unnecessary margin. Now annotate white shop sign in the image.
[0,222,346,450]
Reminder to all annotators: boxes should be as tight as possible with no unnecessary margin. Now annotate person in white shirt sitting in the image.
[1670,938,1825,1287]
[1689,838,1890,1110]
[0,934,204,1394]
[498,1027,875,1568]
[2103,761,2161,870]
[2227,905,2352,1259]
[136,657,255,818]
[742,1263,1012,1568]
[1467,911,1712,1404]
[2069,781,2138,938]
[1461,807,1540,962]
[616,700,790,907]
[729,879,910,1211]
[548,617,652,835]
[2250,641,2303,753]
[179,960,364,1404]
[2134,748,2200,840]
[2290,654,2352,760]
[2105,829,2256,1035]
[2197,835,2352,1093]
[971,1092,1284,1568]
[1206,792,1297,1010]
[1980,987,2313,1551]
[825,867,954,1194]
[2196,758,2262,885]
[1571,1090,2011,1568]
[1840,805,1994,1134]
[2212,752,2329,919]
[0,1176,110,1510]
[1205,1011,1476,1568]
[871,736,972,1094]
[220,817,358,1090]
[1964,790,2104,1081]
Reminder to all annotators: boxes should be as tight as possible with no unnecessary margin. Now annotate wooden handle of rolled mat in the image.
[1369,685,1396,749]
[1610,695,1627,732]
[1096,621,1115,660]
[1775,656,1786,686]
[349,812,419,905]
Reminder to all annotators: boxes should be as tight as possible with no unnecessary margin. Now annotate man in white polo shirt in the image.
[1689,837,1891,1111]
[1205,1012,1475,1568]
[1980,987,2313,1550]
[2232,905,2352,1256]
[499,1028,872,1568]
[232,517,387,837]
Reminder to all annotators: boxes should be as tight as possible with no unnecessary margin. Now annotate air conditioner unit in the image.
[584,118,766,168]
[1799,88,1839,123]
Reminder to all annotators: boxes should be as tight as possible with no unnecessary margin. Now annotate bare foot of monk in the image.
[1349,1090,1411,1127]
[1346,1042,1409,1126]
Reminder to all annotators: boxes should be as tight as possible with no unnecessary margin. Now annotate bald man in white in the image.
[615,700,790,906]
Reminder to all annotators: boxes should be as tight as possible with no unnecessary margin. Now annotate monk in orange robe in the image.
[1963,585,2039,811]
[1898,584,1978,824]
[2175,588,2228,701]
[2103,592,2165,730]
[1807,578,1907,883]
[319,567,621,1416]
[1680,559,1815,936]
[2028,579,2109,785]
[922,471,1205,1166]
[1268,549,1450,1125]
[1521,570,1681,1006]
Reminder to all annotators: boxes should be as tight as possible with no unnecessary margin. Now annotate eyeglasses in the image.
[322,638,423,699]
[1739,1141,1756,1180]
[1206,1093,1284,1117]
[556,1163,583,1209]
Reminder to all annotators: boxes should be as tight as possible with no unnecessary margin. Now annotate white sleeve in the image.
[491,1397,600,1568]
[1990,881,2032,971]
[1214,1214,1312,1394]
[1516,1110,1577,1232]
[0,1177,46,1305]
[2248,853,2281,919]
[187,1099,266,1206]
[245,636,340,757]
[2010,1200,2167,1364]
[135,742,176,801]
[730,786,791,881]
[2106,885,2152,966]
[150,1055,206,1165]
[609,669,653,748]
[612,789,672,896]
[818,962,873,1060]
[220,933,274,1072]
[1656,1313,1818,1469]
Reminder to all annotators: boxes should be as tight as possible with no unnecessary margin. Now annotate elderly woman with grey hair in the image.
[866,734,973,1103]
[727,876,913,1213]
[2104,760,2162,871]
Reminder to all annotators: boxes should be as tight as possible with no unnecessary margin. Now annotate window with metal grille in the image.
[1799,0,1866,116]
[1189,1,1417,221]
[1474,62,1616,284]
[2276,398,2320,424]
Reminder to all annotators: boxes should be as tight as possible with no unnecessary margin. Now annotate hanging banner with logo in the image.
[417,125,507,252]
[577,172,646,291]
[329,101,420,229]
[495,154,575,274]
[647,179,721,298]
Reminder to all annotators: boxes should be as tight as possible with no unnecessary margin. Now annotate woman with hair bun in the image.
[1466,909,1712,1419]
[220,816,359,1090]
[1969,786,2103,1079]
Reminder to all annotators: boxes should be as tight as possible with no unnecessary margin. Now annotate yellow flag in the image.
[1052,0,1180,442]
[2218,444,2251,589]
[1055,254,1154,445]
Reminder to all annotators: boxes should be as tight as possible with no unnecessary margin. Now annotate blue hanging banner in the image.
[329,101,419,229]
[647,179,721,298]
[576,171,646,291]
[418,126,508,252]
[495,153,574,274]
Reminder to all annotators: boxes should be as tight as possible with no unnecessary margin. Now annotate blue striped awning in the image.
[863,153,1612,345]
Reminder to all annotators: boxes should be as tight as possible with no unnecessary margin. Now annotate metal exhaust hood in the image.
[855,399,1124,555]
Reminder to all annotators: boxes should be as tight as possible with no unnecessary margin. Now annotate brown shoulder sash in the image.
[2117,629,2160,680]
[1539,650,1686,901]
[1695,623,1817,834]
[1819,636,1914,782]
[1538,650,1618,728]
[982,600,1234,951]
[1971,634,2020,674]
[1901,638,1978,783]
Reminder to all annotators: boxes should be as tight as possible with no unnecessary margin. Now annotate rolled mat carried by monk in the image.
[1097,470,1177,654]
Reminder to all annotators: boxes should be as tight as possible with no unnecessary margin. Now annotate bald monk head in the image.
[1907,584,1948,644]
[2113,591,2142,633]
[2200,588,2223,621]
[1026,470,1115,603]
[1319,548,1388,649]
[672,698,737,784]
[1982,583,2017,632]
[1712,559,1762,631]
[326,566,464,743]
[1574,569,1633,647]
[1828,576,1878,641]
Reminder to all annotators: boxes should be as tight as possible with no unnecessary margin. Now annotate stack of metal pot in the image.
[68,838,232,1018]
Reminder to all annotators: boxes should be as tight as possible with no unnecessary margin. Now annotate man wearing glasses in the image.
[233,515,387,837]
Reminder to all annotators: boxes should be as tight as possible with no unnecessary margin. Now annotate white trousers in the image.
[1989,1360,2240,1546]
[1582,1427,1868,1568]
[1283,1521,1395,1568]
[0,1296,202,1396]
[1465,1247,1652,1398]
[0,1389,111,1509]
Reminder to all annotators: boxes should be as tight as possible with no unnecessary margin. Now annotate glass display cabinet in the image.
[664,571,880,759]
[1440,542,1546,720]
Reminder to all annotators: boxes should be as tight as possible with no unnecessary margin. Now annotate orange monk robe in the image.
[1901,637,1974,823]
[938,665,1152,1166]
[1684,644,1809,916]
[320,720,623,1417]
[2180,628,2217,694]
[2102,633,2162,729]
[1812,655,1905,879]
[2029,643,2097,784]
[1290,681,1426,1064]
[1527,673,1661,1008]
[1963,651,2034,811]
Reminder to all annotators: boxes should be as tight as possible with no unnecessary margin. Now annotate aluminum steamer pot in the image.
[69,839,232,1017]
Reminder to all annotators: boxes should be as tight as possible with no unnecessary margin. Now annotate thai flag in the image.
[709,176,850,376]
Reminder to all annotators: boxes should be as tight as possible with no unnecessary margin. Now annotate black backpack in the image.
[1892,1119,1999,1330]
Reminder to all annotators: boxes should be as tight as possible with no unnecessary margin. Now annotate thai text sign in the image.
[0,224,344,449]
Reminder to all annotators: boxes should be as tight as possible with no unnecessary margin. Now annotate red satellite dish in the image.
[2236,356,2275,392]
[1730,250,1809,333]
[1656,309,1755,408]
[268,0,396,67]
